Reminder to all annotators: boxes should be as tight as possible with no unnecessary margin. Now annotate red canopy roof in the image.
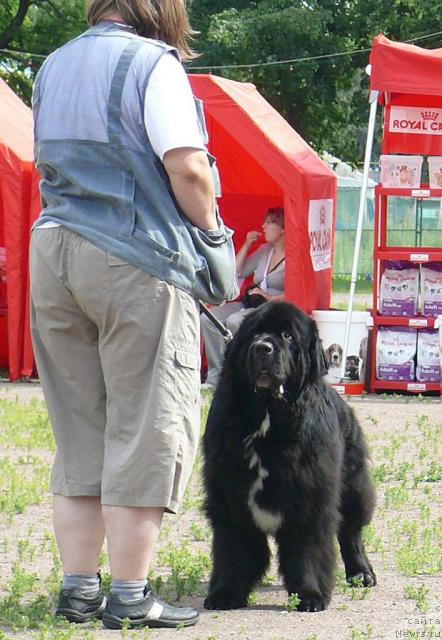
[370,35,442,98]
[189,74,337,313]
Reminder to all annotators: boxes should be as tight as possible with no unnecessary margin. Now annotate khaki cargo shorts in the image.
[30,227,201,513]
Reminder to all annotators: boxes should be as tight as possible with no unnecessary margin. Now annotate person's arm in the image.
[235,231,262,274]
[143,54,216,230]
[163,148,217,230]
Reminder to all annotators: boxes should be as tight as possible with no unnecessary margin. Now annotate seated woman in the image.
[201,206,285,386]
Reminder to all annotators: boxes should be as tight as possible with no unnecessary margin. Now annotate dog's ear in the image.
[308,322,328,380]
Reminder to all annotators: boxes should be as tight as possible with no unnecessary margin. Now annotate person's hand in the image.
[246,230,261,244]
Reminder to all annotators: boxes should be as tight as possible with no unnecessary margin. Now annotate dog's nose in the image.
[254,341,274,355]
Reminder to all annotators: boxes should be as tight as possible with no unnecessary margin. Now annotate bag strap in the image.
[199,301,233,342]
[254,256,285,289]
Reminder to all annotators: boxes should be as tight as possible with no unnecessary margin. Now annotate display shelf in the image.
[372,314,437,328]
[370,181,441,396]
[376,184,442,198]
[371,380,440,393]
[375,249,442,262]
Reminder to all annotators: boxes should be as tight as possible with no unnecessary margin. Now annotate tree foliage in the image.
[1,0,442,161]
[0,0,84,103]
[188,0,442,161]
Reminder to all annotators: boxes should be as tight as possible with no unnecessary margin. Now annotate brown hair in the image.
[265,207,284,228]
[86,0,198,61]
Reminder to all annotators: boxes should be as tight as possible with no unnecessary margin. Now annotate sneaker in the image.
[55,587,106,623]
[102,583,199,629]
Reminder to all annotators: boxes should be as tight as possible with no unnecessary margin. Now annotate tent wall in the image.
[190,74,337,313]
[0,139,40,380]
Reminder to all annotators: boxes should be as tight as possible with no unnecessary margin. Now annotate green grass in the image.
[0,396,441,638]
[332,275,373,294]
[0,398,54,451]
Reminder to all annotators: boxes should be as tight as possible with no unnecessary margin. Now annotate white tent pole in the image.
[340,88,379,378]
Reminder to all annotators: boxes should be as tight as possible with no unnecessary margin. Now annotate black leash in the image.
[199,301,233,342]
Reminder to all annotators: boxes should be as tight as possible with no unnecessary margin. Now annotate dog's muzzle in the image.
[248,338,284,390]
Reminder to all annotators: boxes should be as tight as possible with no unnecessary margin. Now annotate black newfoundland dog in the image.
[203,302,376,612]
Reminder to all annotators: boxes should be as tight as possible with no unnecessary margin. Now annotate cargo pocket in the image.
[174,348,200,406]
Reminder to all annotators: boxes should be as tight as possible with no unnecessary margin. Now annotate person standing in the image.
[201,207,285,387]
[31,0,236,630]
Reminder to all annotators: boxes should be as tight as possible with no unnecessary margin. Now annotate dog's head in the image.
[325,343,343,368]
[345,355,360,380]
[223,301,328,396]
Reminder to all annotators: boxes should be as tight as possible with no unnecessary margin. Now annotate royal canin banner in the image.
[308,199,333,272]
[388,107,442,135]
[383,104,442,155]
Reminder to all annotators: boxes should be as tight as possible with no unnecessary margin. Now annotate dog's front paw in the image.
[296,592,327,612]
[347,570,377,588]
[204,590,248,610]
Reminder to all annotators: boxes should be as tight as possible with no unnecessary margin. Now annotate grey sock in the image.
[63,573,101,597]
[110,579,147,602]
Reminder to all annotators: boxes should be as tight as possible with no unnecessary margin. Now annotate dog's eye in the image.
[282,331,292,341]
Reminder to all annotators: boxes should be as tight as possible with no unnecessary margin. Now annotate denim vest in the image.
[33,23,238,304]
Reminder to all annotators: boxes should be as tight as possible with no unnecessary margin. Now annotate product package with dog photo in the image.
[203,302,376,613]
[376,327,417,381]
[379,265,419,316]
[421,265,442,316]
[416,330,441,382]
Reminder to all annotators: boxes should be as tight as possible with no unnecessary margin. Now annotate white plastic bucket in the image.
[311,310,372,383]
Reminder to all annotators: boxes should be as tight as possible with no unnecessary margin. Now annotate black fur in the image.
[203,301,376,612]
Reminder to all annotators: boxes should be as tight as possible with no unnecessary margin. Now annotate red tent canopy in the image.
[0,78,40,380]
[189,74,337,313]
[370,34,442,97]
[370,35,442,154]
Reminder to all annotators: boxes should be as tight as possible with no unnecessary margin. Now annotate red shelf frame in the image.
[370,184,441,396]
[372,314,437,328]
[371,380,440,393]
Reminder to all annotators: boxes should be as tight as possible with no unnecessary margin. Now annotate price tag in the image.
[408,318,428,327]
[411,189,430,197]
[410,253,429,261]
[407,383,426,392]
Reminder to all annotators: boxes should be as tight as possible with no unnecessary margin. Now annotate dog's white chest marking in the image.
[243,412,284,535]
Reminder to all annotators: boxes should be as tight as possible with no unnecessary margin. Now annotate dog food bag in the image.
[416,330,441,382]
[421,267,442,316]
[380,155,423,188]
[380,268,419,316]
[428,156,442,189]
[376,327,416,381]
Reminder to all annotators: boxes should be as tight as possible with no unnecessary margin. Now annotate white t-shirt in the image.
[38,51,204,228]
[145,52,205,159]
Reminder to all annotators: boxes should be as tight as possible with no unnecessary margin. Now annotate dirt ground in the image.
[0,383,441,640]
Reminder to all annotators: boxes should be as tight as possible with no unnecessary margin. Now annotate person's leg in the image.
[201,301,244,384]
[53,496,105,573]
[30,229,109,622]
[102,506,163,580]
[96,273,201,629]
